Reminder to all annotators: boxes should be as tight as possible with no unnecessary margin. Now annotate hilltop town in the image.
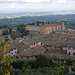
[0,20,75,75]
[0,21,75,62]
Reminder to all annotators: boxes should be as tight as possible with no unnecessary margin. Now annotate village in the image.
[0,21,75,65]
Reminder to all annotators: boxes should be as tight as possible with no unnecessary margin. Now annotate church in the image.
[40,21,65,34]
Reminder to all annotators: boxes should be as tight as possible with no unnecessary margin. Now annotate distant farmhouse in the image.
[26,21,65,34]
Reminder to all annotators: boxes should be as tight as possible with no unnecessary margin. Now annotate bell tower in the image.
[61,20,65,30]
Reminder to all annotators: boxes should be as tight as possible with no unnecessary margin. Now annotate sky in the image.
[0,0,75,12]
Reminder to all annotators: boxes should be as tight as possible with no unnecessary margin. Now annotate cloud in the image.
[25,0,50,2]
[56,0,66,3]
[0,0,69,3]
[11,3,16,8]
[0,0,50,3]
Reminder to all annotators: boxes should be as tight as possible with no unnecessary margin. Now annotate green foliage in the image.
[16,24,29,37]
[22,30,29,37]
[11,32,21,39]
[73,62,75,68]
[66,59,72,65]
[12,60,24,69]
[10,69,22,75]
[0,14,75,29]
[17,24,25,33]
[42,21,44,25]
[27,23,35,25]
[12,55,53,70]
[0,25,8,29]
[48,21,50,24]
[35,55,53,68]
[9,28,12,34]
[11,55,69,75]
[2,30,8,35]
[0,40,14,75]
[36,21,40,26]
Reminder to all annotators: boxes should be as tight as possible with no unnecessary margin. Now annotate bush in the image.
[35,55,53,68]
[11,60,24,69]
[10,69,22,75]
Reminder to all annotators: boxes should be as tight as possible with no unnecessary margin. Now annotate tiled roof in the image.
[18,45,45,57]
[40,24,61,27]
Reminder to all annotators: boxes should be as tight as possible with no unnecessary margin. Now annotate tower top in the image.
[61,20,64,25]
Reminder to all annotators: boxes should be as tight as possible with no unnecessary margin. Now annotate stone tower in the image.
[61,20,65,30]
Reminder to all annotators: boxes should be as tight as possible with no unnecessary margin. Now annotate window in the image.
[68,52,70,55]
[21,56,23,59]
[27,57,29,59]
[12,52,13,54]
[16,56,19,59]
[15,51,16,53]
[46,48,48,51]
[35,56,38,58]
[73,53,75,55]
[14,48,16,50]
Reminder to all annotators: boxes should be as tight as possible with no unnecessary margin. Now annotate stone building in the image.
[15,45,46,60]
[12,28,17,32]
[3,48,17,58]
[40,21,65,34]
[26,25,40,32]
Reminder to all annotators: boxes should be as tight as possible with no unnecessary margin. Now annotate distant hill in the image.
[0,14,75,29]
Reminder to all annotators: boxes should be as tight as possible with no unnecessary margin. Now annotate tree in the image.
[42,21,44,25]
[11,32,21,39]
[22,30,29,36]
[27,23,35,25]
[3,25,8,28]
[48,21,50,24]
[73,62,75,68]
[9,28,12,34]
[2,30,8,35]
[36,21,40,26]
[35,55,53,68]
[17,24,26,33]
[0,40,14,75]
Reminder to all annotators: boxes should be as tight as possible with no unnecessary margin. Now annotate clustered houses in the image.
[1,21,75,64]
[16,45,46,60]
[23,39,42,48]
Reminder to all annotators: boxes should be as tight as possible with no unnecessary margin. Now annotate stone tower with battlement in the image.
[61,20,65,30]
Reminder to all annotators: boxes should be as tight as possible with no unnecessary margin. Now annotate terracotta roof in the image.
[31,45,43,50]
[40,24,61,27]
[18,46,46,57]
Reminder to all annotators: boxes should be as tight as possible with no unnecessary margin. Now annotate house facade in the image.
[26,25,40,32]
[4,48,17,58]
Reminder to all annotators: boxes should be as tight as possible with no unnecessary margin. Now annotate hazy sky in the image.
[0,0,75,12]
